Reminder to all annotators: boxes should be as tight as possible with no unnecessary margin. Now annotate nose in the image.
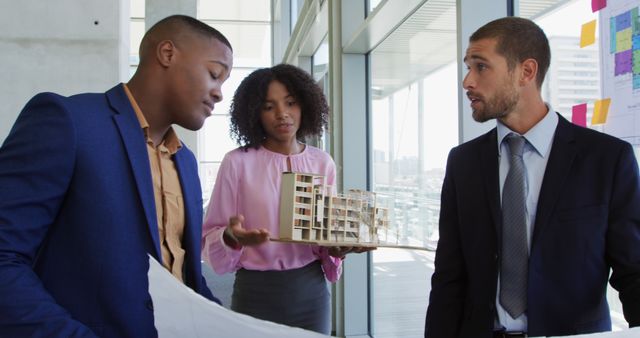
[462,71,474,90]
[210,85,222,103]
[275,103,289,119]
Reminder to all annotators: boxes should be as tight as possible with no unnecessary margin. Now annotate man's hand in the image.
[223,215,270,248]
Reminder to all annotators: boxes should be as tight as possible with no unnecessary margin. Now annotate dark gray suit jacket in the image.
[425,114,640,337]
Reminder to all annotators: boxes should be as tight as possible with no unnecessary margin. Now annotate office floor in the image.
[372,248,432,338]
[201,264,235,309]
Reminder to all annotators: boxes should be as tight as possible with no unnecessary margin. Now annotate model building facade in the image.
[279,172,392,246]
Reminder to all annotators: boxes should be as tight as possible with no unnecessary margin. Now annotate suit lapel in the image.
[481,129,502,239]
[532,115,576,246]
[107,84,162,260]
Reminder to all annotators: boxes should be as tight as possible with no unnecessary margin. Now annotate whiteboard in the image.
[599,0,640,149]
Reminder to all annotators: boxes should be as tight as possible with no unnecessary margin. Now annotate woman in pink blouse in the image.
[202,64,356,334]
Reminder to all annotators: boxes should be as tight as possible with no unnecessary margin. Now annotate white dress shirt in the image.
[495,105,559,332]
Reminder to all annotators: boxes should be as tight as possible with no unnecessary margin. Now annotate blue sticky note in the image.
[634,74,640,89]
[617,11,631,30]
[634,35,640,49]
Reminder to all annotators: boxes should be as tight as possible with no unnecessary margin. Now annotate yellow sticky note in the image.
[616,28,632,52]
[592,98,611,124]
[580,20,597,47]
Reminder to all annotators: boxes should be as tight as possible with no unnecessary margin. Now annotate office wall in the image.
[0,0,129,143]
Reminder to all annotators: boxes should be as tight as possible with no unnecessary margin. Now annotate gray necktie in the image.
[500,134,528,319]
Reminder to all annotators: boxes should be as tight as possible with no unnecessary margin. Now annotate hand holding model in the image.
[223,214,270,247]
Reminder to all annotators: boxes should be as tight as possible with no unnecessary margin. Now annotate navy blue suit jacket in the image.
[0,84,217,337]
[425,114,640,337]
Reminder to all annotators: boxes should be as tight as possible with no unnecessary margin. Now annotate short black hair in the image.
[470,16,550,88]
[229,64,329,150]
[140,14,232,58]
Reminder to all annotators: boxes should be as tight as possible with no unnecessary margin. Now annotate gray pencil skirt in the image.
[231,260,331,334]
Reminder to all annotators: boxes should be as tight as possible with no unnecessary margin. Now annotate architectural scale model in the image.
[278,172,399,247]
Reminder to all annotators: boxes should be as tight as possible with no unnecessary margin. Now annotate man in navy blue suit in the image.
[0,15,233,337]
[425,17,640,338]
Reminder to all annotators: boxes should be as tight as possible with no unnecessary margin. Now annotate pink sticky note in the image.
[592,0,606,12]
[572,103,587,127]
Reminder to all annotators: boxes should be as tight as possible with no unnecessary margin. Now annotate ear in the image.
[519,58,538,86]
[156,40,176,67]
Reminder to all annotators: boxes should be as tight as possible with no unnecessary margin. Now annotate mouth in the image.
[203,101,214,115]
[466,93,481,107]
[275,123,294,131]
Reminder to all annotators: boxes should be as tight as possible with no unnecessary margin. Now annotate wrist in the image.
[327,247,346,259]
[223,227,242,250]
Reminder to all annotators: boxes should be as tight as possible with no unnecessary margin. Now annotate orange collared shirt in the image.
[123,84,186,283]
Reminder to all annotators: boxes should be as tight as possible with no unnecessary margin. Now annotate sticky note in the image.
[633,35,640,49]
[592,0,606,12]
[615,49,633,75]
[572,103,587,127]
[634,74,640,89]
[616,28,632,52]
[581,20,597,48]
[633,49,640,74]
[592,98,611,125]
[616,11,631,30]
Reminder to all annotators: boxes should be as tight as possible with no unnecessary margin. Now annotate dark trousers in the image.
[231,260,331,334]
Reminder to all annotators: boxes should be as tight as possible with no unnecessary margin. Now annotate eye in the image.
[287,100,297,106]
[262,104,273,111]
[210,72,219,80]
[476,63,487,71]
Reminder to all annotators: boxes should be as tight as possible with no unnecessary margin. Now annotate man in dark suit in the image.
[0,15,233,337]
[425,16,640,338]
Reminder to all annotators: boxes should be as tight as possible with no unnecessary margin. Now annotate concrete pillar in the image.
[0,0,130,143]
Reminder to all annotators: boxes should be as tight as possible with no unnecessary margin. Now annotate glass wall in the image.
[197,0,272,205]
[311,35,329,151]
[369,1,458,336]
[367,0,623,336]
[367,0,383,14]
[252,0,636,335]
[290,0,306,31]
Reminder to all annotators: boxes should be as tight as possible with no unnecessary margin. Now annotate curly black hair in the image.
[229,64,329,149]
